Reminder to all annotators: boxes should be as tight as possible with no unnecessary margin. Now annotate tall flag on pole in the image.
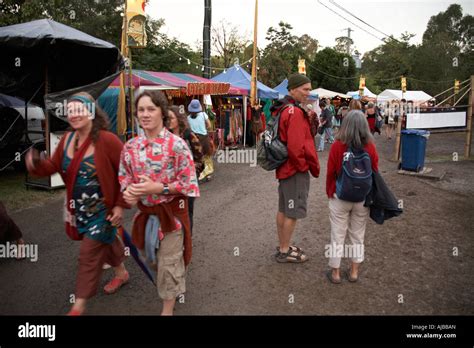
[298,58,306,75]
[250,0,258,107]
[117,2,129,136]
[359,76,365,96]
[401,76,407,93]
[126,0,147,48]
[118,0,147,137]
[454,79,460,94]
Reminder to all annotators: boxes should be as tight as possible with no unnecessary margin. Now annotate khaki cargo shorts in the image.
[156,228,186,300]
[278,171,310,219]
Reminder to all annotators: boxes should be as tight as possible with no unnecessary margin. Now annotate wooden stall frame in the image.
[393,75,473,161]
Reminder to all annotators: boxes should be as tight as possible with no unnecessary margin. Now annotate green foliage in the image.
[334,36,354,54]
[211,20,251,69]
[0,0,124,47]
[1,2,471,95]
[361,4,473,99]
[361,33,415,94]
[308,47,357,92]
[260,21,318,87]
[132,33,201,74]
[412,4,473,98]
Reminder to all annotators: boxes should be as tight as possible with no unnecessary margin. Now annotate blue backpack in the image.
[336,147,373,202]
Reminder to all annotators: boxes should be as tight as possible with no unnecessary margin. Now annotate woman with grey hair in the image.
[325,110,379,284]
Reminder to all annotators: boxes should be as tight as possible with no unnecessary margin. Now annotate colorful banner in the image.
[298,59,306,75]
[401,76,407,93]
[186,82,231,96]
[166,89,187,98]
[127,0,147,48]
[359,76,365,96]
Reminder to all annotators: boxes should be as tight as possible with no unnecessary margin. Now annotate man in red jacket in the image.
[273,73,320,263]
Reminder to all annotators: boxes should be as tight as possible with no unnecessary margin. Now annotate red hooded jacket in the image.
[273,96,320,180]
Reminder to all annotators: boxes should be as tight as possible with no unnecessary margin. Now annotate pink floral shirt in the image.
[119,128,200,207]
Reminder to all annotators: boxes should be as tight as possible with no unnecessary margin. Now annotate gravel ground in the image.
[1,129,473,315]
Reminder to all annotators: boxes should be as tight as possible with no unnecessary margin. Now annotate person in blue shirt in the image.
[187,99,214,181]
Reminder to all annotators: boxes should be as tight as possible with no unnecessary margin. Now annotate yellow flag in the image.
[298,59,306,75]
[401,77,407,93]
[127,0,147,48]
[117,13,129,136]
[359,76,365,96]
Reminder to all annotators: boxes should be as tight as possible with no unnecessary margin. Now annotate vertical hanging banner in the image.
[359,76,365,96]
[298,59,306,75]
[127,0,147,48]
[401,76,407,93]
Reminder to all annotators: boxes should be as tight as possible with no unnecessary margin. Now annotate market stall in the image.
[212,64,278,146]
[104,70,246,139]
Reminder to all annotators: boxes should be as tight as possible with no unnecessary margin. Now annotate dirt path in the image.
[1,132,473,315]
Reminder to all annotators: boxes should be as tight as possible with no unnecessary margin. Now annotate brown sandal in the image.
[275,249,308,263]
[346,269,359,282]
[326,270,342,284]
[276,245,304,253]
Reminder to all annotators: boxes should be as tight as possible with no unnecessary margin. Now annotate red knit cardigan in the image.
[30,130,129,212]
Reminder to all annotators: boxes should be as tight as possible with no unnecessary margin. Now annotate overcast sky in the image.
[147,0,473,58]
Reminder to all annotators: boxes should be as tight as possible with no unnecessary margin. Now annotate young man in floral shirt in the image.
[119,90,199,315]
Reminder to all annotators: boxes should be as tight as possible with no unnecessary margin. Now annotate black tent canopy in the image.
[0,19,123,106]
[0,19,123,186]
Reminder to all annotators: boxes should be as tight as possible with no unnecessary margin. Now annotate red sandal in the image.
[104,271,129,295]
[67,308,84,316]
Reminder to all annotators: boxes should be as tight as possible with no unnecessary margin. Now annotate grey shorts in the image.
[278,171,310,219]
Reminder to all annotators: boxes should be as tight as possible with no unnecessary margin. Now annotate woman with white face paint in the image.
[26,92,130,315]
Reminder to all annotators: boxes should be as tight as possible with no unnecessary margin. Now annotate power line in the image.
[370,75,403,82]
[408,77,465,84]
[306,61,358,80]
[329,0,400,43]
[316,0,385,42]
[306,60,464,84]
[157,37,253,74]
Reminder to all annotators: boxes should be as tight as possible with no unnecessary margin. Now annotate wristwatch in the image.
[162,183,170,195]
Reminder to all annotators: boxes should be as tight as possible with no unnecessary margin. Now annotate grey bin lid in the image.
[402,129,430,137]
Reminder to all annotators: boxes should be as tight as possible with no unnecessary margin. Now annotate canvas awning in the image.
[212,64,279,99]
[346,87,377,98]
[311,88,351,99]
[110,70,245,95]
[377,89,433,102]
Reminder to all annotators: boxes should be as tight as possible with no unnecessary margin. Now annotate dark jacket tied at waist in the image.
[365,171,403,224]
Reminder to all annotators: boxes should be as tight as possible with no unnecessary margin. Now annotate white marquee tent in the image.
[346,86,377,98]
[311,88,351,99]
[377,89,433,102]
